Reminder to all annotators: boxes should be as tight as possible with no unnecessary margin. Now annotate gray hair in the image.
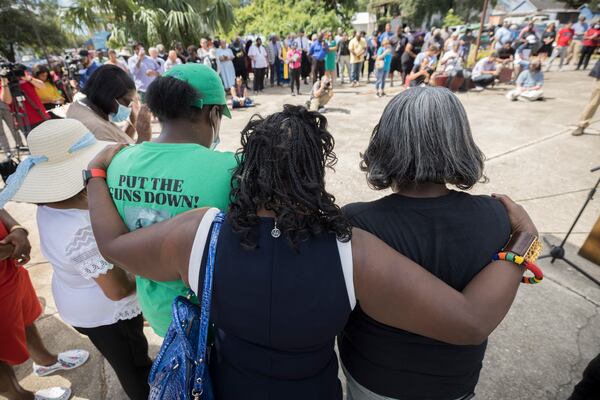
[361,86,486,190]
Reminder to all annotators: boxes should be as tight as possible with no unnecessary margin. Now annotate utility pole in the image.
[473,0,490,63]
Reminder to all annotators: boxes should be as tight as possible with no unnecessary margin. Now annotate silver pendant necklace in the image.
[271,220,281,238]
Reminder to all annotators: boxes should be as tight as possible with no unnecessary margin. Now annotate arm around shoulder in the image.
[351,227,524,345]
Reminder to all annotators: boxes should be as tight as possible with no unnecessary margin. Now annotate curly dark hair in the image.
[228,105,351,250]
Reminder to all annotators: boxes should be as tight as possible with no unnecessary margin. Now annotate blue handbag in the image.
[148,212,224,399]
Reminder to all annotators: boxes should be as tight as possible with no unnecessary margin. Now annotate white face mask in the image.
[210,109,221,150]
[109,100,132,123]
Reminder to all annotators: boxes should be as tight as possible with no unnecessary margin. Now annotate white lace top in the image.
[37,206,141,328]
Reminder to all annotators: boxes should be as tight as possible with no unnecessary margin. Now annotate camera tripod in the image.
[539,166,600,286]
[8,79,48,144]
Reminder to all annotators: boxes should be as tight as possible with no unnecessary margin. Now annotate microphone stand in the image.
[539,166,600,286]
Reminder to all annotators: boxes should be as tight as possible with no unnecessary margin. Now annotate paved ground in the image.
[2,66,600,400]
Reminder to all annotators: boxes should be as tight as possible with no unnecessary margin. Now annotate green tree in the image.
[65,0,235,48]
[231,0,344,37]
[442,8,464,27]
[0,0,78,61]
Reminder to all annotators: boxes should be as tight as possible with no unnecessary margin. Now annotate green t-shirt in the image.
[107,142,237,337]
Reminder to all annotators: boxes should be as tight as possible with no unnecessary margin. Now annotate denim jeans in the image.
[351,62,361,83]
[342,364,475,400]
[375,68,386,90]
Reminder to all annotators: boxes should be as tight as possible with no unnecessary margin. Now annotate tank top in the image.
[189,210,355,400]
[339,192,510,400]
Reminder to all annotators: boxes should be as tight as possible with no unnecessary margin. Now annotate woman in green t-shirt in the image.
[105,63,236,337]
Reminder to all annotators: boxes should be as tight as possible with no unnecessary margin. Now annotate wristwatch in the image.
[82,168,107,185]
[502,231,542,263]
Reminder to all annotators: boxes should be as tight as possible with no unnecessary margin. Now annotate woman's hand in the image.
[493,193,538,236]
[135,104,152,143]
[0,228,31,264]
[88,144,127,170]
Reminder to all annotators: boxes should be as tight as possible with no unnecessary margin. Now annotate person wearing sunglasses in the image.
[66,65,152,144]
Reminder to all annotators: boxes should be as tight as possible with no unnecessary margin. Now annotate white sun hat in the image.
[0,119,111,206]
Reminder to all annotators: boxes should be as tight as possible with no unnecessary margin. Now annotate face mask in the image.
[209,109,221,150]
[109,100,132,123]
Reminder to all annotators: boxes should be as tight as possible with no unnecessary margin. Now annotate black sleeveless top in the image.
[339,192,510,400]
[198,217,352,400]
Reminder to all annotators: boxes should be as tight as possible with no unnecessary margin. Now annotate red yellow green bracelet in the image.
[493,252,544,284]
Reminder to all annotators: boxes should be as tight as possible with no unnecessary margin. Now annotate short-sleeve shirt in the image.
[79,61,100,89]
[287,49,302,69]
[376,47,392,72]
[413,52,437,67]
[349,37,367,63]
[541,30,556,45]
[248,45,268,68]
[4,80,49,127]
[557,28,575,46]
[517,69,544,88]
[338,39,350,56]
[309,41,329,61]
[583,28,600,47]
[494,27,513,48]
[472,57,496,78]
[106,142,237,336]
[573,22,589,40]
[66,100,134,143]
[37,206,141,328]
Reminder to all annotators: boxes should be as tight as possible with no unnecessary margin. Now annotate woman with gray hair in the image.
[339,86,531,400]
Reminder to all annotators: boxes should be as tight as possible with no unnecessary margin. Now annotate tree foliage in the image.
[443,8,465,27]
[0,0,78,61]
[230,0,347,37]
[386,0,497,27]
[65,0,235,47]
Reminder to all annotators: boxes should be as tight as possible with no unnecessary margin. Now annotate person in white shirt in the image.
[148,47,165,72]
[106,49,128,72]
[1,119,151,400]
[164,49,182,71]
[295,30,312,84]
[434,43,465,90]
[471,52,499,90]
[248,37,269,93]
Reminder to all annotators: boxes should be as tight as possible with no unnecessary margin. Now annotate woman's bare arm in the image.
[352,228,523,346]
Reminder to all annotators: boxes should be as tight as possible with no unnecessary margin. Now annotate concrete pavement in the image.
[2,66,599,399]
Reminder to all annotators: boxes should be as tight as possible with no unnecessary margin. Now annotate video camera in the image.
[0,62,27,97]
[62,52,84,81]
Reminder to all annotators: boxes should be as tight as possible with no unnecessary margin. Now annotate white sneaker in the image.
[33,349,89,377]
[35,387,71,400]
[472,86,484,92]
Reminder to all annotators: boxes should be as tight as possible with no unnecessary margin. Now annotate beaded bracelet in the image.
[493,251,544,284]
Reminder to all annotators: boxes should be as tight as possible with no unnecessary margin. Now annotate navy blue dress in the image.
[197,217,352,399]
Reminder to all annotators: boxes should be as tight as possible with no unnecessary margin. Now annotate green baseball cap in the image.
[163,63,231,118]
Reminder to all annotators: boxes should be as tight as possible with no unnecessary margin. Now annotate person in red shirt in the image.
[0,210,87,400]
[0,66,50,136]
[577,23,600,70]
[546,22,574,72]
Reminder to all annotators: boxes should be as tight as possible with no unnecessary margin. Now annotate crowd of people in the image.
[0,50,551,399]
[1,15,598,159]
[0,13,598,400]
